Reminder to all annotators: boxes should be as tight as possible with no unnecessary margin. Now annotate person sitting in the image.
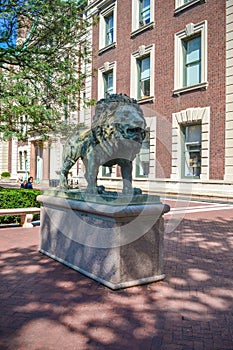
[20,180,27,189]
[25,176,33,189]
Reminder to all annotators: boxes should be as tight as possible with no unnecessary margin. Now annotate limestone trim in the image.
[133,115,156,180]
[171,106,210,181]
[174,0,206,15]
[131,22,155,38]
[0,138,9,175]
[80,15,93,127]
[225,0,233,181]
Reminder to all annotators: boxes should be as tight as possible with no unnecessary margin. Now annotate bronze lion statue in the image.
[59,94,146,194]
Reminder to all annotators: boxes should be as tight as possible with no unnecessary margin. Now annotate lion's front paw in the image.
[58,176,69,190]
[97,185,106,194]
[133,187,142,195]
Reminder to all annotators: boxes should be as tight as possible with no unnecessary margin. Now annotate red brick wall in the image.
[91,0,226,180]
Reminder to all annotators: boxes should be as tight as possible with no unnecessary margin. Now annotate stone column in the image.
[41,141,50,187]
[30,141,36,179]
[11,138,18,179]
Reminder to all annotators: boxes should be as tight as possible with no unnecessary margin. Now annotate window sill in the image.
[182,176,201,180]
[173,82,208,96]
[98,42,116,55]
[137,96,154,104]
[174,0,206,15]
[134,175,149,179]
[131,22,155,38]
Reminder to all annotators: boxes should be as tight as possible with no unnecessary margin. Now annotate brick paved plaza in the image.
[0,201,233,350]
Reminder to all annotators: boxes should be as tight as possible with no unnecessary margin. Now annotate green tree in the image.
[0,0,93,140]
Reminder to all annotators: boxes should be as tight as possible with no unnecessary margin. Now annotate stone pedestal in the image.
[37,193,169,290]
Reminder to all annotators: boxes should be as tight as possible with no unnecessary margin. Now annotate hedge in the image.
[1,172,10,178]
[0,187,41,224]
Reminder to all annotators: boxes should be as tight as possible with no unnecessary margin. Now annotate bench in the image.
[0,207,40,228]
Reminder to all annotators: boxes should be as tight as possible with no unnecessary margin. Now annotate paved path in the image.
[0,202,233,350]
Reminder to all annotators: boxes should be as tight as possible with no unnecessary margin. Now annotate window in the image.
[131,44,154,102]
[137,56,150,99]
[99,3,116,52]
[24,151,27,170]
[182,35,201,87]
[102,166,112,177]
[171,107,210,181]
[135,129,150,177]
[139,0,150,27]
[18,150,27,171]
[174,21,208,95]
[131,0,154,34]
[103,70,113,97]
[98,61,116,100]
[182,124,201,178]
[175,0,206,14]
[105,13,114,46]
[19,151,23,171]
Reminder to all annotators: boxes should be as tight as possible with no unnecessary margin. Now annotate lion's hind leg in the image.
[59,159,76,189]
[59,134,82,189]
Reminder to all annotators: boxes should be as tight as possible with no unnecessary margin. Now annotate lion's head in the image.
[92,94,146,149]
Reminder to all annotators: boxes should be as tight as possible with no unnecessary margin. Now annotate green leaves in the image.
[0,0,92,140]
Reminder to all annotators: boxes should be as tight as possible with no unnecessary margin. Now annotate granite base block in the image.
[37,194,169,290]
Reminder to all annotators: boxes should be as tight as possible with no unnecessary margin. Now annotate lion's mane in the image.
[91,94,145,144]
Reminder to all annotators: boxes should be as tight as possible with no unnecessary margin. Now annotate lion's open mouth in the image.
[126,127,145,141]
[127,127,142,133]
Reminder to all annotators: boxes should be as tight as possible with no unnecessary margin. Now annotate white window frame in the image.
[98,61,116,100]
[130,44,155,103]
[182,124,202,178]
[99,2,117,53]
[131,0,154,36]
[135,127,150,178]
[137,56,151,99]
[133,115,156,180]
[175,0,206,15]
[171,107,210,181]
[18,146,28,172]
[103,70,114,97]
[174,21,208,95]
[19,151,23,171]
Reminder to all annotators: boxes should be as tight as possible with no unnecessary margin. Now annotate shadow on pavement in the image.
[0,215,232,350]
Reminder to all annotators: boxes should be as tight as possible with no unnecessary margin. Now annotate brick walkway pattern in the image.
[0,209,233,350]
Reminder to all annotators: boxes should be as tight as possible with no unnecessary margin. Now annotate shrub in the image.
[1,172,10,178]
[0,187,41,224]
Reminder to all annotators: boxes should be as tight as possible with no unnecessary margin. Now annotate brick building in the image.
[1,0,233,200]
[82,0,233,199]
